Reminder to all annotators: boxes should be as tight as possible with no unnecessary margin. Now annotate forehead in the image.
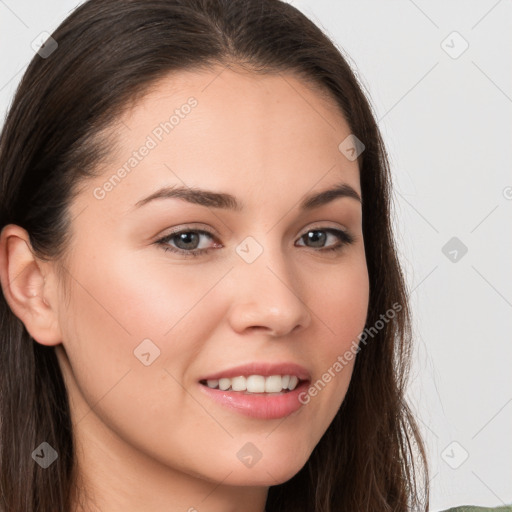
[123,64,346,125]
[114,64,354,156]
[76,65,361,217]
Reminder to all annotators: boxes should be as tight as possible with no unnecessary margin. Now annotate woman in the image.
[0,1,509,511]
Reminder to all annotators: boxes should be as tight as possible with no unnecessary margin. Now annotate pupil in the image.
[176,232,199,249]
[307,230,326,247]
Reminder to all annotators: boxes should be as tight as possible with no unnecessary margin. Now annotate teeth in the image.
[205,374,301,393]
[264,375,282,393]
[288,375,298,390]
[218,378,230,391]
[231,376,246,391]
[247,375,265,392]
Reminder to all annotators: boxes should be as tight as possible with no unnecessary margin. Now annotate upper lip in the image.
[199,362,311,382]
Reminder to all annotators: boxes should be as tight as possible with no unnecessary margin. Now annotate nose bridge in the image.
[227,232,311,336]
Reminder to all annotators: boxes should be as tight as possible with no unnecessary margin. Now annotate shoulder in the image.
[440,506,512,512]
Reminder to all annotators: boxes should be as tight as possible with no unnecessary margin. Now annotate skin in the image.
[0,65,369,512]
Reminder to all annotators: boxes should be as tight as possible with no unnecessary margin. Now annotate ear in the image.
[0,224,62,346]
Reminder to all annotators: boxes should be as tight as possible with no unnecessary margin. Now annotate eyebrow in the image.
[133,182,361,212]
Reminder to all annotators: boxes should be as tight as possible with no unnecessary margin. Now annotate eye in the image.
[156,228,219,258]
[296,228,354,252]
[155,226,355,258]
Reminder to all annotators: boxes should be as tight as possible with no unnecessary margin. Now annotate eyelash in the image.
[155,226,355,258]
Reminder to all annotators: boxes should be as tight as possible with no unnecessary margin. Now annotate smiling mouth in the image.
[199,374,305,394]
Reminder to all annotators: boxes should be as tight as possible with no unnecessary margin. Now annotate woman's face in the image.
[53,66,369,496]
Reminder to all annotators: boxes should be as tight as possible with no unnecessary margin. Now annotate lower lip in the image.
[198,380,310,420]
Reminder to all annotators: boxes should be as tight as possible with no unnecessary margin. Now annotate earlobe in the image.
[0,224,62,346]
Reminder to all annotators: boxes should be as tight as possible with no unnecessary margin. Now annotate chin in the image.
[223,457,308,487]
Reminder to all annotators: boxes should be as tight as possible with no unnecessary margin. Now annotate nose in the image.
[227,242,312,337]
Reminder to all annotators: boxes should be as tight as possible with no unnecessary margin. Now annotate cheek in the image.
[300,257,369,422]
[58,247,225,394]
[56,249,209,460]
[55,250,162,405]
[313,255,370,350]
[65,245,215,341]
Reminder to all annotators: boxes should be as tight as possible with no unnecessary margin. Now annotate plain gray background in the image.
[1,1,511,510]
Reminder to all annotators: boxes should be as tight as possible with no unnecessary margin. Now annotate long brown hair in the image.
[0,1,429,510]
